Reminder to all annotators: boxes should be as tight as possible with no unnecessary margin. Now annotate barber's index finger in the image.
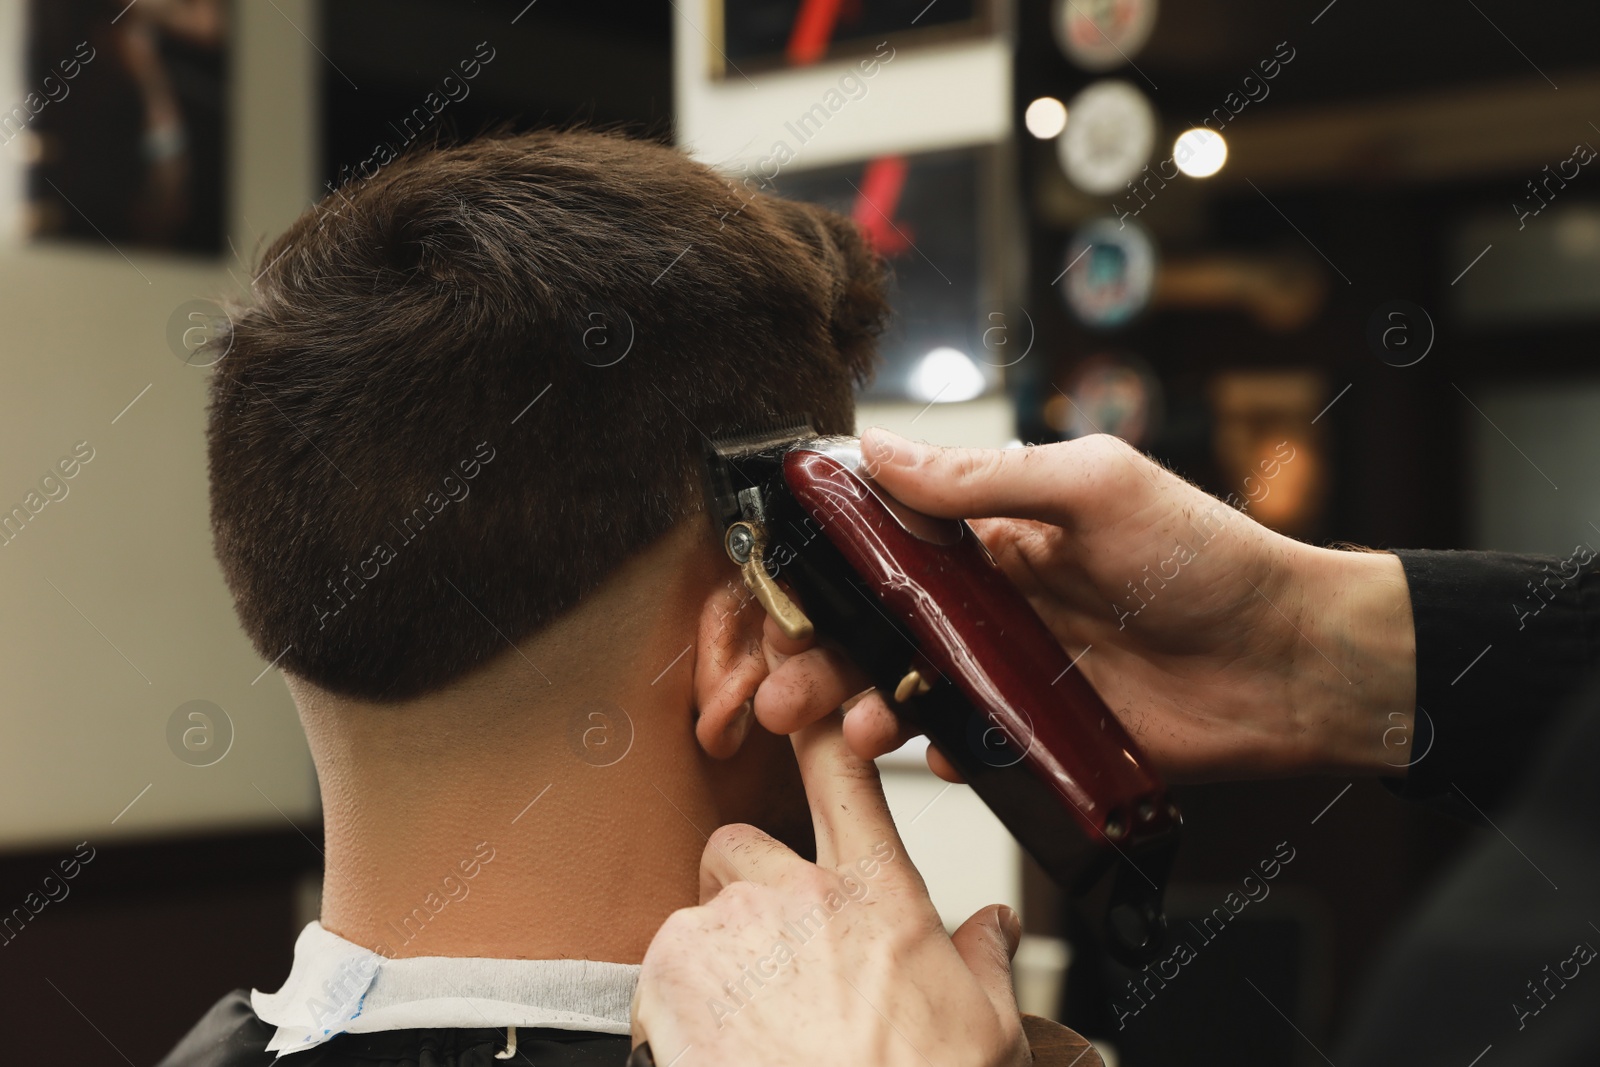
[861,426,1137,530]
[790,712,910,876]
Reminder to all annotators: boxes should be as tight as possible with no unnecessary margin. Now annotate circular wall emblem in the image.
[1060,218,1157,329]
[1058,80,1157,195]
[1054,0,1159,72]
[1046,352,1163,445]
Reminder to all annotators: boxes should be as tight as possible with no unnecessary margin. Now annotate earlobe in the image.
[692,580,767,759]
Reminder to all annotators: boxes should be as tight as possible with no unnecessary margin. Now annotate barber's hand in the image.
[630,714,1030,1067]
[755,429,1416,783]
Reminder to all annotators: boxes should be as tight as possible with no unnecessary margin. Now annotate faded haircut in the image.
[205,129,888,701]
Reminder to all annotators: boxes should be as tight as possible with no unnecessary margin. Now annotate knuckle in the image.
[882,907,943,956]
[1081,431,1137,461]
[954,447,1005,487]
[710,878,765,912]
[649,903,711,946]
[796,865,838,898]
[705,822,761,858]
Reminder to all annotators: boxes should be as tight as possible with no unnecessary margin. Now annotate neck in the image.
[291,521,748,964]
[305,683,720,963]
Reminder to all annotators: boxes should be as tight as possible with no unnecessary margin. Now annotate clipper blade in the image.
[702,420,816,529]
[707,420,816,462]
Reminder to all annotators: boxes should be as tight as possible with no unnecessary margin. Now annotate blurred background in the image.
[1,0,1596,1063]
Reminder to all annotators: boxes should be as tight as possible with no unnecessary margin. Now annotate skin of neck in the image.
[289,519,810,964]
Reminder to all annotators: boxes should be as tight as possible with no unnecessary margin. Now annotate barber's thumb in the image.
[951,904,1023,1010]
[859,428,1005,520]
[860,427,933,479]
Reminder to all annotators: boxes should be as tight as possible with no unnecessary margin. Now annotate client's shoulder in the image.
[156,990,274,1066]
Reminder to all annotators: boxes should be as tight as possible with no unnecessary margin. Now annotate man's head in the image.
[203,133,889,918]
[207,128,887,704]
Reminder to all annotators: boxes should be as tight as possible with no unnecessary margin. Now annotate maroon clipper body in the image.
[705,431,1181,963]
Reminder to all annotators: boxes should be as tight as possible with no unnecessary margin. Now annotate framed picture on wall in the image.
[22,0,229,255]
[710,0,998,78]
[767,144,1012,403]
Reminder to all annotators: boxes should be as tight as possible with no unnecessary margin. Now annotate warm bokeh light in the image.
[909,347,986,402]
[1173,127,1228,178]
[1024,96,1069,139]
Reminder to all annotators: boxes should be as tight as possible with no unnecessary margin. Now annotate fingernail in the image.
[626,1042,656,1067]
[730,698,755,748]
[861,427,921,469]
[996,904,1022,955]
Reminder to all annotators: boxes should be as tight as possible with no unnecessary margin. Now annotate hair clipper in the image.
[704,427,1181,965]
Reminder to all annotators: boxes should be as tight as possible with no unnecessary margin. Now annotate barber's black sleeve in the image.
[1385,548,1600,819]
[1338,673,1600,1064]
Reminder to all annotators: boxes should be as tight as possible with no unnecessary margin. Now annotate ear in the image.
[692,577,766,759]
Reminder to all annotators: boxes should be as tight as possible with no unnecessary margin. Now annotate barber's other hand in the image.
[755,429,1415,783]
[630,715,1029,1067]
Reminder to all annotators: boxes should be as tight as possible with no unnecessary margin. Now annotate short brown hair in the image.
[207,129,887,701]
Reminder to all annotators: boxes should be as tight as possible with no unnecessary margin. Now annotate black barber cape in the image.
[159,990,630,1066]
